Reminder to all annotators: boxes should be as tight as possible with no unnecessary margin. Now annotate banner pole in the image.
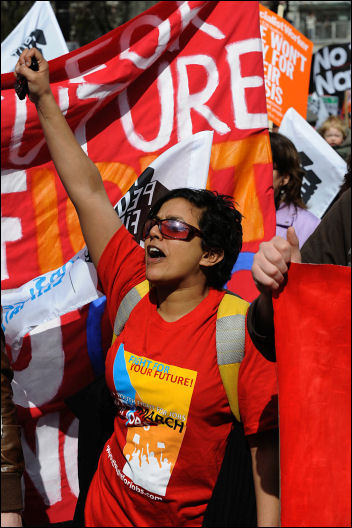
[269,3,284,132]
[277,4,285,18]
[344,90,348,127]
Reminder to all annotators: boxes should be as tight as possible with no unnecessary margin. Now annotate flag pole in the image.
[268,4,285,132]
[344,90,348,127]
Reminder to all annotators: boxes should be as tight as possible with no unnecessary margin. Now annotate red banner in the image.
[274,263,351,527]
[1,0,274,302]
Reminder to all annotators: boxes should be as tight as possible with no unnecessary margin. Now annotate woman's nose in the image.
[149,222,162,239]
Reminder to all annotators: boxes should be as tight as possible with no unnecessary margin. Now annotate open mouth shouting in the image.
[146,244,166,264]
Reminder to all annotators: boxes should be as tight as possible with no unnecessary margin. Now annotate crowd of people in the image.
[1,29,350,528]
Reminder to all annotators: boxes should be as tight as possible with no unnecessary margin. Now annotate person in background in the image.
[305,12,316,41]
[247,161,351,362]
[306,108,318,129]
[270,132,320,248]
[301,161,351,267]
[318,115,351,162]
[1,319,24,527]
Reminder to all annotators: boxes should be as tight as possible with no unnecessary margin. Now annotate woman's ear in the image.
[281,173,290,186]
[200,248,224,268]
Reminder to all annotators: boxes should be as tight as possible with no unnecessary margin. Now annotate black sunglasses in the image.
[142,218,203,241]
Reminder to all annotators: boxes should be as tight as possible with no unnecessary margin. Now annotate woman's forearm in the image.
[15,48,122,266]
[35,91,104,210]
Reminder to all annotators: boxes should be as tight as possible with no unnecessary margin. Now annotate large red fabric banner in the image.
[274,263,351,527]
[1,1,274,524]
[1,0,274,301]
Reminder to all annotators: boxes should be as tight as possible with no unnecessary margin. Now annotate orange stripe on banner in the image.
[31,168,64,273]
[96,161,138,196]
[139,155,158,174]
[209,135,271,242]
[65,162,139,254]
[66,198,85,254]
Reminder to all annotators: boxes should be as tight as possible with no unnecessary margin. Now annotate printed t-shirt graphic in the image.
[112,344,197,496]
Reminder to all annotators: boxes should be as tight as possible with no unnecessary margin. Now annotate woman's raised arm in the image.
[14,48,122,268]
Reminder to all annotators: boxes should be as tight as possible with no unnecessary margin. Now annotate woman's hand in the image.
[14,48,51,104]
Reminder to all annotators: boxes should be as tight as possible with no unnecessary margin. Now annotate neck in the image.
[153,282,209,322]
[274,192,284,210]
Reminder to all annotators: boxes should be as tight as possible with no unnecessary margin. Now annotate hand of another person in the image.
[251,227,301,297]
[1,512,23,527]
[14,48,50,104]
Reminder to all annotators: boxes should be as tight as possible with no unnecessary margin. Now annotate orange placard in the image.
[259,5,313,126]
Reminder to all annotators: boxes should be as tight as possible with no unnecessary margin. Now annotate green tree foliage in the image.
[1,1,158,47]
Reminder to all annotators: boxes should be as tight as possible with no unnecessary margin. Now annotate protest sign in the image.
[259,4,313,126]
[320,94,340,116]
[279,107,346,218]
[307,93,340,128]
[1,1,274,523]
[309,43,351,110]
[1,1,68,73]
[306,92,330,128]
[274,263,351,527]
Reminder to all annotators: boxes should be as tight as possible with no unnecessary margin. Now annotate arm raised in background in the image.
[14,48,122,268]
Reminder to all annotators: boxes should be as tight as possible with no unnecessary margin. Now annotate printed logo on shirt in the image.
[111,344,197,497]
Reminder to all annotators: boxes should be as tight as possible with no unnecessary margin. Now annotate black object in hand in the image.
[14,56,39,100]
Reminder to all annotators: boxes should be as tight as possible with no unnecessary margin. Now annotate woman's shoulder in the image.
[296,205,319,220]
[277,202,318,223]
[294,205,320,228]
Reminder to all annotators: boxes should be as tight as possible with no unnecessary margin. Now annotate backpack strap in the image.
[112,280,150,344]
[111,283,249,424]
[216,291,249,423]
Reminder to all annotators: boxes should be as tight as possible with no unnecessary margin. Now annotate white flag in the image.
[1,1,69,73]
[279,107,347,218]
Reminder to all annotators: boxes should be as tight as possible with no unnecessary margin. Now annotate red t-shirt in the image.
[84,226,275,526]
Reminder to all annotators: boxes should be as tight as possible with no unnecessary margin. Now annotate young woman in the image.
[14,48,278,527]
[270,132,320,248]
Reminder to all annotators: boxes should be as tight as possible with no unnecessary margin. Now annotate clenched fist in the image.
[252,227,302,297]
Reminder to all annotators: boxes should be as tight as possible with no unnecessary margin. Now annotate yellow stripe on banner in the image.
[210,135,272,242]
[32,168,64,273]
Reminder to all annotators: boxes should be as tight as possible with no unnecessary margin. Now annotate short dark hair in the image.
[147,188,243,290]
[269,131,307,209]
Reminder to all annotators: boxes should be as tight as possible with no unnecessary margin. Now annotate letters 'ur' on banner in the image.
[259,4,313,126]
[274,263,351,527]
[1,0,274,303]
